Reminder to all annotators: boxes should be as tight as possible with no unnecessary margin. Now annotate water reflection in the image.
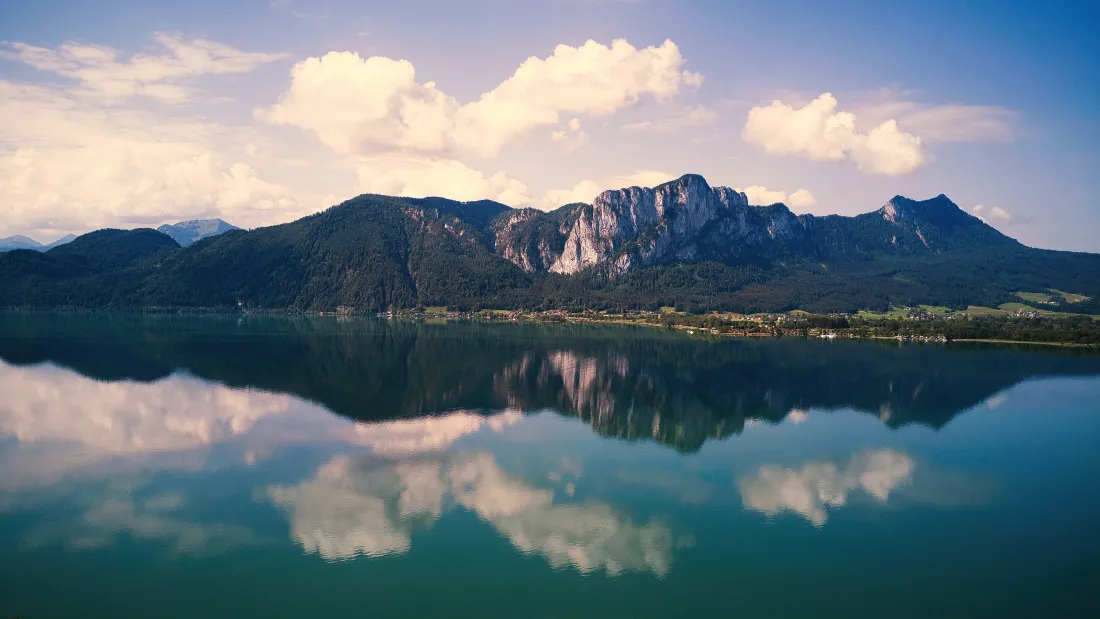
[24,486,261,557]
[738,449,915,526]
[269,452,677,576]
[2,316,1099,617]
[3,314,1100,452]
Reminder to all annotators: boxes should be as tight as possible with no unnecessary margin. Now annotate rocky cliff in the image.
[493,174,815,275]
[490,174,1017,276]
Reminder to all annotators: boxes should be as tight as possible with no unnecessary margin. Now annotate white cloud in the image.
[971,204,1013,224]
[544,179,607,208]
[621,105,717,133]
[543,169,677,209]
[613,169,679,188]
[787,189,817,208]
[739,185,786,205]
[354,157,532,206]
[0,77,327,238]
[551,117,590,152]
[258,39,702,159]
[738,448,914,526]
[898,104,1015,142]
[0,32,703,237]
[1,33,287,102]
[255,51,459,156]
[854,91,1016,143]
[738,185,817,208]
[742,93,927,176]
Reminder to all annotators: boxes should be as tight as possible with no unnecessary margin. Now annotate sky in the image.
[1,0,1098,251]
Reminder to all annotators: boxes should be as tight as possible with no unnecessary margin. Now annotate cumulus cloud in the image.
[738,185,817,208]
[257,39,702,158]
[354,157,532,206]
[1,32,287,102]
[0,32,703,237]
[742,93,927,176]
[738,448,914,526]
[787,189,817,208]
[0,79,327,238]
[971,204,1013,224]
[621,105,717,133]
[268,451,676,575]
[543,169,677,209]
[551,118,590,152]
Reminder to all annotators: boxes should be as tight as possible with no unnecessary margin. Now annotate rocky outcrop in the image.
[489,209,570,273]
[489,175,1020,276]
[549,175,751,274]
[492,174,834,276]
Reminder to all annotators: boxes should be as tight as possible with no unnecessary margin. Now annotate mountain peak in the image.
[157,219,240,247]
[879,196,915,223]
[1,234,42,247]
[880,194,964,223]
[1,233,78,252]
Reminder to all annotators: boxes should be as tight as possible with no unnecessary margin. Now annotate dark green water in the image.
[1,314,1099,618]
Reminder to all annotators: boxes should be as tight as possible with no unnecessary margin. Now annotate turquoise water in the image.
[1,314,1099,618]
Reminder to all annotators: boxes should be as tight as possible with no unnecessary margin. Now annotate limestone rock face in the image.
[492,174,826,275]
[488,175,1012,276]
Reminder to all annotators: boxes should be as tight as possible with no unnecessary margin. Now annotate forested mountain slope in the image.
[2,175,1098,313]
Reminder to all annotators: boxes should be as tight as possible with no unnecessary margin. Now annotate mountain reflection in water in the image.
[2,314,1099,452]
[2,314,1100,618]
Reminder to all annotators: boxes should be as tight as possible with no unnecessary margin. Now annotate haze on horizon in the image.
[1,0,1097,252]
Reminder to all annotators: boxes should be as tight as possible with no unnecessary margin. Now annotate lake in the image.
[1,314,1099,618]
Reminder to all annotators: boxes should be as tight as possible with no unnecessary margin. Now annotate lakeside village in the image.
[313,303,1100,346]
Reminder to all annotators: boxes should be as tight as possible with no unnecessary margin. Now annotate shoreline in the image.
[3,308,1098,349]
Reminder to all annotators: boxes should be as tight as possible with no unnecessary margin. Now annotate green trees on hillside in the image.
[1,193,1099,315]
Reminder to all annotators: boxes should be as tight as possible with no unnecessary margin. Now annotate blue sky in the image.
[1,0,1097,251]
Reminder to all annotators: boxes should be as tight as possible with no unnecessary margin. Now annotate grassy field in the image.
[964,305,1005,316]
[1052,289,1091,303]
[918,305,953,315]
[1016,291,1054,304]
[997,302,1061,315]
[998,302,1039,312]
[423,306,449,314]
[856,306,911,319]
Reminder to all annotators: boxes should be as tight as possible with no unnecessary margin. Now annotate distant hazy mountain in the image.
[156,219,239,247]
[0,233,77,253]
[2,174,1098,313]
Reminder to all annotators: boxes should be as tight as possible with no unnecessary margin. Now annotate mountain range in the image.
[1,174,1098,313]
[0,233,78,253]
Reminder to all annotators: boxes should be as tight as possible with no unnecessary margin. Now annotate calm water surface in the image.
[1,314,1099,618]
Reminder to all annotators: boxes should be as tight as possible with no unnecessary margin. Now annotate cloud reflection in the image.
[738,449,915,526]
[23,486,261,556]
[267,451,676,576]
[345,410,523,456]
[0,362,292,453]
